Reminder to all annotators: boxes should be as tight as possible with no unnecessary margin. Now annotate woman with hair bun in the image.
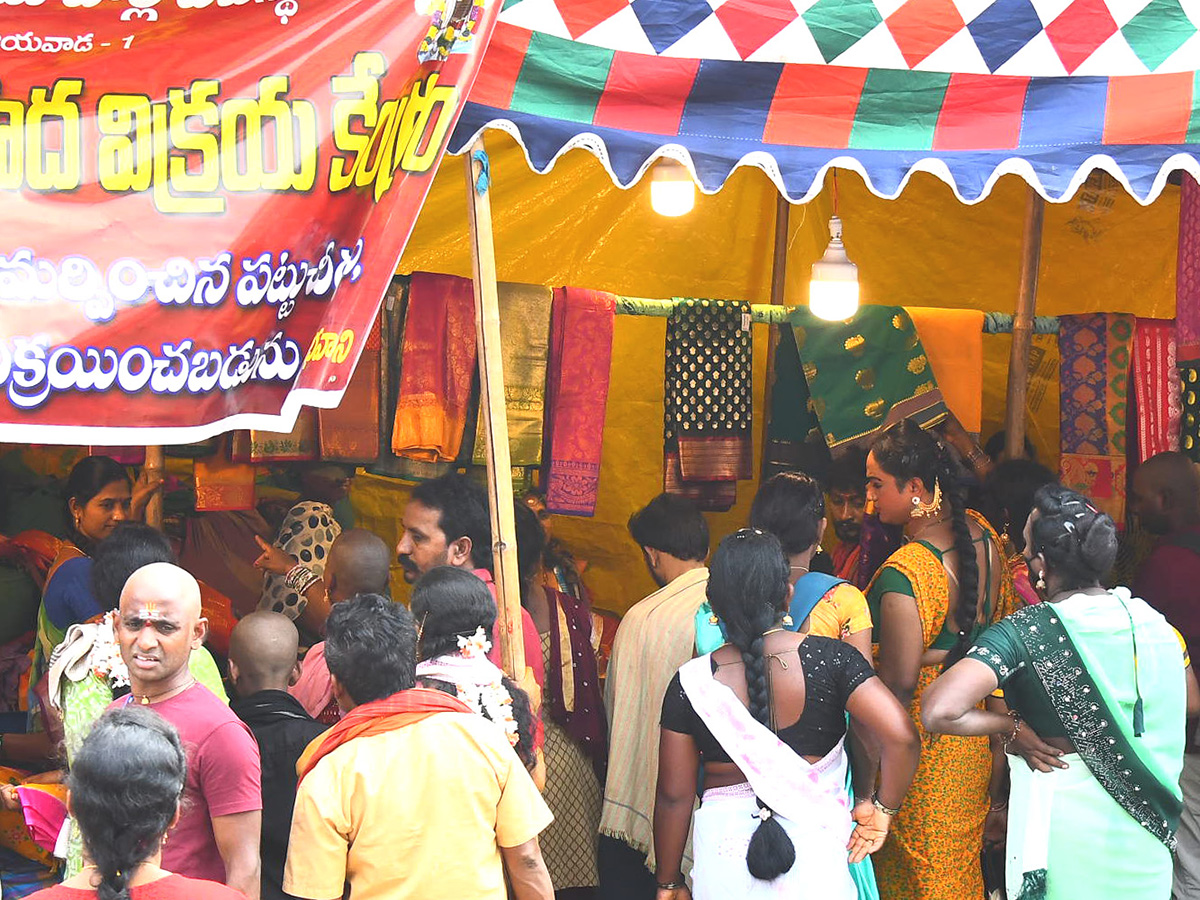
[28,706,243,900]
[863,418,1015,900]
[653,529,919,900]
[923,484,1200,900]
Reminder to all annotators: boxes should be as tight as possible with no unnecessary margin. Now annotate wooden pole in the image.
[464,139,525,681]
[143,445,164,529]
[1004,187,1045,460]
[759,192,790,477]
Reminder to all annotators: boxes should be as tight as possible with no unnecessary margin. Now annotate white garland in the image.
[88,611,130,689]
[419,628,519,748]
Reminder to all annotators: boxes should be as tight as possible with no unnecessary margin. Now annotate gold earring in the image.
[708,614,719,625]
[1035,570,1046,591]
[782,614,794,627]
[912,480,942,518]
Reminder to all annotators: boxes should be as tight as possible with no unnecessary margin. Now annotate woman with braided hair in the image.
[653,529,919,900]
[28,706,243,900]
[864,417,1016,900]
[923,484,1200,899]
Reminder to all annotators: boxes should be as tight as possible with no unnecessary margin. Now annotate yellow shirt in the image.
[283,711,553,900]
[807,582,873,640]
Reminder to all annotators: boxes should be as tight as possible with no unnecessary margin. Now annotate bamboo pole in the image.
[464,139,524,681]
[759,193,790,477]
[143,445,164,528]
[1004,187,1046,460]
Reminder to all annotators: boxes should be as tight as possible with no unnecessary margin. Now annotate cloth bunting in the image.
[1177,176,1200,461]
[391,273,478,464]
[787,306,949,450]
[319,315,382,463]
[663,299,752,512]
[1132,319,1180,464]
[471,283,553,468]
[1058,313,1135,525]
[542,288,616,517]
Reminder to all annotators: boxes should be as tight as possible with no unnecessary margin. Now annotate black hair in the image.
[1029,484,1118,591]
[513,501,547,593]
[981,460,1057,552]
[91,523,175,612]
[65,456,131,541]
[706,528,795,881]
[69,706,187,900]
[984,430,1038,462]
[872,418,978,669]
[410,566,497,660]
[825,447,868,496]
[324,593,416,705]
[750,472,826,556]
[411,473,493,572]
[628,493,709,562]
[410,566,537,771]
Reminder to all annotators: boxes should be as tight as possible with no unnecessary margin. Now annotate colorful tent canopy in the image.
[449,0,1200,203]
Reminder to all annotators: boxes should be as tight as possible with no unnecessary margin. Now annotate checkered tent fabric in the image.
[451,0,1200,203]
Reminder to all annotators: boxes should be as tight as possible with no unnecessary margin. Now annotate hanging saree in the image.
[866,512,1015,900]
[663,299,752,512]
[967,590,1185,900]
[787,307,948,451]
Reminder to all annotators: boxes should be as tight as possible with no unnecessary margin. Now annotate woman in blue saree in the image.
[922,484,1200,899]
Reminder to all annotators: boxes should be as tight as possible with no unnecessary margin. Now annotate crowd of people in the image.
[0,414,1197,900]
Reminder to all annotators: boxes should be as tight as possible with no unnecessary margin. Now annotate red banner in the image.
[0,0,499,444]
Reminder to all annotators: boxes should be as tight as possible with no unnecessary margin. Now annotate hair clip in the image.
[1063,521,1075,534]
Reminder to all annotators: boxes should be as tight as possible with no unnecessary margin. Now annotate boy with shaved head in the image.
[115,563,262,900]
[230,612,327,900]
[289,529,393,723]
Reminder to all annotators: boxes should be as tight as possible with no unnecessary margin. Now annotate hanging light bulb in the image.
[650,159,696,217]
[809,215,860,321]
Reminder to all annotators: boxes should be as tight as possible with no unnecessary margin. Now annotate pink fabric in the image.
[290,642,335,720]
[1179,176,1200,360]
[1134,319,1181,462]
[111,684,261,883]
[16,786,66,854]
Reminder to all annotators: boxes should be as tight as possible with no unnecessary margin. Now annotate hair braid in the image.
[707,529,796,882]
[943,477,979,669]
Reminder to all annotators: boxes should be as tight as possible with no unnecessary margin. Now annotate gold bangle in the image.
[872,793,901,816]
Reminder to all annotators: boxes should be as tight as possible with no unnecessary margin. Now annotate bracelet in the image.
[989,800,1009,812]
[872,792,901,816]
[656,881,686,891]
[1002,712,1023,751]
[284,563,319,593]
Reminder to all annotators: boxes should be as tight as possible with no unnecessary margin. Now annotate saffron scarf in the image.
[787,306,948,450]
[296,688,472,783]
[391,272,478,463]
[543,287,615,516]
[1132,318,1180,463]
[1058,314,1135,524]
[663,299,752,511]
[471,283,553,468]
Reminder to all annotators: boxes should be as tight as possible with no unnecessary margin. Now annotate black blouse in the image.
[660,635,874,761]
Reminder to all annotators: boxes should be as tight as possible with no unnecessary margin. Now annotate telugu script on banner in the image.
[0,0,499,443]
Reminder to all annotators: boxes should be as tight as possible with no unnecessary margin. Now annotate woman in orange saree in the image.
[865,420,1015,900]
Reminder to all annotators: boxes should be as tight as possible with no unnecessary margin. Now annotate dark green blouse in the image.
[968,618,1067,737]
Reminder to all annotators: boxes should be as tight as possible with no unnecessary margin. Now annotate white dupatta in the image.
[677,654,850,829]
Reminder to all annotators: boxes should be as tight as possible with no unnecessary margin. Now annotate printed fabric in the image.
[865,513,1016,900]
[319,315,382,463]
[1058,313,1135,524]
[663,299,752,512]
[1178,176,1200,462]
[787,306,948,450]
[542,287,615,517]
[1132,319,1180,463]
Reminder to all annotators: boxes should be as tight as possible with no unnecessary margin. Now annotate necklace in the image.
[132,677,195,706]
[906,516,950,543]
[789,565,809,573]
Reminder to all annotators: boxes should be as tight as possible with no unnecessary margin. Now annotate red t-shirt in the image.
[472,569,546,689]
[30,873,245,898]
[110,685,261,884]
[1134,525,1200,652]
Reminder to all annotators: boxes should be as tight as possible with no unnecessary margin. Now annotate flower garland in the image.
[88,611,130,689]
[416,627,519,748]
